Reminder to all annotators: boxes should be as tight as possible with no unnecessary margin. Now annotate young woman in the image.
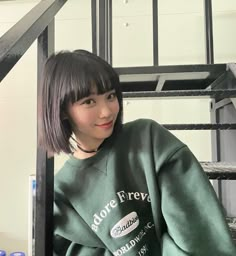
[39,49,236,255]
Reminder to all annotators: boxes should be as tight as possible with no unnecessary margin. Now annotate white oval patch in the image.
[110,211,139,238]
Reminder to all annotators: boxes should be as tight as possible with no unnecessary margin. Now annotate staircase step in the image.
[122,89,236,98]
[201,162,236,180]
[226,217,236,242]
[163,123,236,130]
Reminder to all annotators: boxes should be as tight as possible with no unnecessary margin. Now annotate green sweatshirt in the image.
[54,119,236,255]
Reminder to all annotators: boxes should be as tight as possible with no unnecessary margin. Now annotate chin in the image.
[97,131,113,140]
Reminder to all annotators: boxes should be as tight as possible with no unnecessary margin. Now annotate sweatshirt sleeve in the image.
[158,145,236,255]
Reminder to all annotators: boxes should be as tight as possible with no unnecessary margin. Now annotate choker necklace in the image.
[77,144,98,153]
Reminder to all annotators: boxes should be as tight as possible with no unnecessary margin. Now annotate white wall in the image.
[0,0,236,254]
[0,1,39,253]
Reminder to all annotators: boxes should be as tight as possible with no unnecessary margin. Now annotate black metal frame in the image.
[201,162,236,180]
[204,0,214,64]
[91,0,112,64]
[163,123,236,130]
[152,0,159,65]
[0,0,67,255]
[91,0,236,184]
[118,63,236,101]
[36,21,55,256]
[0,0,66,82]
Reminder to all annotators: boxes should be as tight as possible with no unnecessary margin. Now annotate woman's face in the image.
[66,87,120,148]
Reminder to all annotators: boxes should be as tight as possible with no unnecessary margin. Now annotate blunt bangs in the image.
[60,50,119,107]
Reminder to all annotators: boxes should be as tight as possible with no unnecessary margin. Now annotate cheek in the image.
[68,108,94,130]
[112,100,120,115]
[74,111,96,126]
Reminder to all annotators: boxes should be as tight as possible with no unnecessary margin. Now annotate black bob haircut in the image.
[38,49,123,154]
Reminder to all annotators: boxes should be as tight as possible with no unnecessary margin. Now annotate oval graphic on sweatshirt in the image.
[110,211,139,238]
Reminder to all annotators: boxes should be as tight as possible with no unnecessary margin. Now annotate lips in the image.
[96,121,113,128]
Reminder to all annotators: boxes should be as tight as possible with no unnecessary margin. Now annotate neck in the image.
[73,148,97,160]
[71,136,103,154]
[76,143,98,153]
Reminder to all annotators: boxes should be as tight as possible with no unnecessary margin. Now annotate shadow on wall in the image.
[0,232,27,254]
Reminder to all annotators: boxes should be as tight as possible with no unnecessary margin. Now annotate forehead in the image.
[89,85,98,95]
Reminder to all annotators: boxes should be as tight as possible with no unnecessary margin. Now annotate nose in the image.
[99,102,112,118]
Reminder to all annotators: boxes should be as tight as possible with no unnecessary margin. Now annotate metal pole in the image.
[152,0,159,65]
[91,0,112,63]
[91,0,97,55]
[205,0,223,203]
[211,101,222,202]
[204,0,214,64]
[107,0,113,65]
[35,20,55,256]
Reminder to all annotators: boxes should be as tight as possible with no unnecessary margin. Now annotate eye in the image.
[81,98,96,105]
[107,91,117,101]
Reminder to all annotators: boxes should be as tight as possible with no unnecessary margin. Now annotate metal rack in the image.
[91,0,236,169]
[92,0,236,242]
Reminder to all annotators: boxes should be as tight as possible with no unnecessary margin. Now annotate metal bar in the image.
[91,0,97,54]
[228,63,236,78]
[155,76,165,91]
[0,0,67,83]
[152,0,158,65]
[122,89,236,98]
[35,150,54,256]
[204,0,214,64]
[210,99,222,200]
[107,0,113,65]
[205,72,226,90]
[93,0,112,62]
[163,123,236,130]
[217,111,223,200]
[35,21,55,256]
[201,162,236,180]
[205,172,236,180]
[211,98,232,111]
[115,63,226,75]
[98,0,106,60]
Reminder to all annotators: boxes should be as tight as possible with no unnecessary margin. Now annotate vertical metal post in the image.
[205,0,222,202]
[152,0,159,66]
[204,0,214,64]
[91,0,112,63]
[107,0,112,65]
[91,0,97,55]
[210,101,222,201]
[35,20,55,256]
